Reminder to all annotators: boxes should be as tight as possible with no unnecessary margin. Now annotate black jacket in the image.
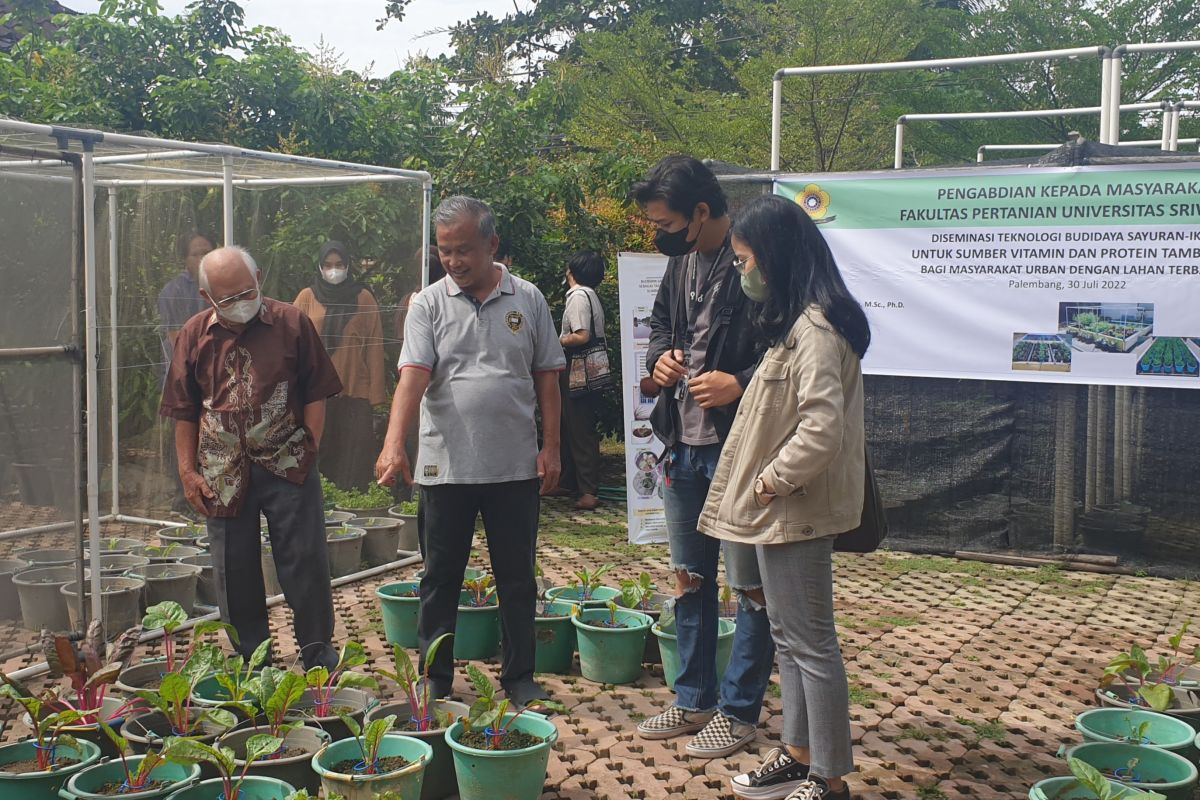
[644,247,763,450]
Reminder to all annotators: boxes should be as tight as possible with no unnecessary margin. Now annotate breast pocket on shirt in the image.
[754,358,791,416]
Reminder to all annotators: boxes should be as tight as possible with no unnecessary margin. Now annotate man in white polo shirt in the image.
[375,196,565,706]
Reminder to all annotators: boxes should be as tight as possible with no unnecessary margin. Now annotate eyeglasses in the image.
[732,255,754,274]
[212,287,259,309]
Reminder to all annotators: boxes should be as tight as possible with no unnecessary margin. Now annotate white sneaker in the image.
[686,711,757,758]
[636,706,714,740]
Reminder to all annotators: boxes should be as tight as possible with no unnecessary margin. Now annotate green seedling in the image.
[463,574,495,608]
[620,573,656,611]
[0,683,84,770]
[571,563,614,601]
[99,721,167,792]
[461,664,565,750]
[375,633,456,732]
[304,641,377,717]
[160,734,283,800]
[337,713,399,775]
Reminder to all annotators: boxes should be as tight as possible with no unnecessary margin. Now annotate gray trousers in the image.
[208,463,338,670]
[757,535,854,779]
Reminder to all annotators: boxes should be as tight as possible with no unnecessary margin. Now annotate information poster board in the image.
[776,164,1200,388]
[618,252,669,545]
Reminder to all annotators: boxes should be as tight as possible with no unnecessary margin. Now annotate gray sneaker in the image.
[686,712,757,758]
[636,706,714,740]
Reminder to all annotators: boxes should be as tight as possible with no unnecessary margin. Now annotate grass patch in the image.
[956,717,1008,742]
[883,725,948,742]
[629,711,646,722]
[848,676,885,709]
[540,524,657,557]
[916,785,949,800]
[767,682,782,698]
[865,614,923,629]
[835,615,860,630]
[882,556,1005,579]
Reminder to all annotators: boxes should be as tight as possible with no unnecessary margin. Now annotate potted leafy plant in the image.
[616,573,672,664]
[118,603,236,694]
[653,604,737,691]
[156,524,206,548]
[1075,709,1196,759]
[325,524,366,579]
[375,580,422,648]
[387,499,421,552]
[217,668,328,794]
[0,682,102,795]
[443,666,562,800]
[332,482,395,518]
[544,563,619,609]
[311,713,432,800]
[534,599,576,676]
[370,634,468,800]
[191,639,272,720]
[290,641,377,741]
[61,722,202,799]
[349,516,404,567]
[157,734,292,800]
[1029,756,1166,799]
[1098,624,1200,722]
[122,651,236,754]
[455,576,501,660]
[1064,743,1195,800]
[571,602,652,685]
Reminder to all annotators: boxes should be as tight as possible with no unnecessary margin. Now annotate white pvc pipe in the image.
[108,188,120,517]
[1169,108,1181,150]
[421,181,432,287]
[894,122,905,169]
[114,514,185,528]
[977,144,1061,161]
[1099,55,1112,144]
[1162,111,1173,150]
[95,174,420,189]
[222,155,234,246]
[0,150,204,170]
[1119,41,1200,56]
[771,78,783,172]
[81,148,104,626]
[1108,54,1122,143]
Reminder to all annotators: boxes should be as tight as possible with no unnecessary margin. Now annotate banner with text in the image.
[618,252,669,545]
[775,164,1200,387]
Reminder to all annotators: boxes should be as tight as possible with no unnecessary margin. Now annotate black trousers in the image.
[417,479,540,690]
[560,388,602,497]
[208,464,338,670]
[321,395,376,491]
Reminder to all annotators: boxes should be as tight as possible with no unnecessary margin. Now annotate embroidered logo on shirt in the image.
[505,311,524,333]
[423,464,439,478]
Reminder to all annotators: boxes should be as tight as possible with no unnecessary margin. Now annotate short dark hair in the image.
[176,230,215,259]
[567,251,605,288]
[495,237,511,260]
[630,155,728,220]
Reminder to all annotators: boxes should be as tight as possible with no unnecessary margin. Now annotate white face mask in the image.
[321,267,348,285]
[217,296,262,324]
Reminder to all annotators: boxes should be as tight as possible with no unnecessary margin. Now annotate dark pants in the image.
[208,464,338,670]
[417,479,540,691]
[561,393,602,497]
[321,395,376,491]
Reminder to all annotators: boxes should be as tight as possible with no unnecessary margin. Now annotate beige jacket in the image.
[698,307,865,545]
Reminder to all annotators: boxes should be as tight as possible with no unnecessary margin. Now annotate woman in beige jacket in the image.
[698,195,870,800]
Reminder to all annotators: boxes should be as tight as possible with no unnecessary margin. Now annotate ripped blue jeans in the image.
[664,443,776,724]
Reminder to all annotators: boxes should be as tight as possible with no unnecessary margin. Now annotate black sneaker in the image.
[783,777,851,800]
[730,747,810,799]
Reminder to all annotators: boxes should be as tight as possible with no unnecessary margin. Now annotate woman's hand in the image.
[754,474,776,506]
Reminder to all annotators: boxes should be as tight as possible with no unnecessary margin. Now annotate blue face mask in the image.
[740,265,768,302]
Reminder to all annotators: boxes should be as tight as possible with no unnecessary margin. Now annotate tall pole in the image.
[222,155,235,246]
[1053,385,1076,550]
[770,76,783,172]
[81,143,103,626]
[107,188,120,517]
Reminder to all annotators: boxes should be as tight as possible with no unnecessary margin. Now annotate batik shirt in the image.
[160,298,343,517]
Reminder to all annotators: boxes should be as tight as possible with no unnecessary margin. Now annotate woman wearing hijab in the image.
[294,240,387,490]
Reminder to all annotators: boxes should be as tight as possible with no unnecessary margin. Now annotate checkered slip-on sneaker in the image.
[731,747,810,799]
[685,712,757,758]
[636,706,714,740]
[783,777,851,800]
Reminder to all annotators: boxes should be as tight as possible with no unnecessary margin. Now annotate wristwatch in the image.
[754,477,776,498]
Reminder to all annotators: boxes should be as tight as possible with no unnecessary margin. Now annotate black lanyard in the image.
[687,241,730,312]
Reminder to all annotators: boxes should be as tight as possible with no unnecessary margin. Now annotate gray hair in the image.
[198,245,259,292]
[433,195,497,241]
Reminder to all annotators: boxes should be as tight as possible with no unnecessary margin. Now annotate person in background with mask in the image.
[157,230,215,512]
[161,246,343,670]
[294,240,386,490]
[632,156,776,760]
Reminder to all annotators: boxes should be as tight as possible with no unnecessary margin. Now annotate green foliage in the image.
[464,574,496,608]
[460,664,564,749]
[375,633,456,731]
[572,563,614,600]
[0,682,84,768]
[100,721,166,791]
[1068,757,1166,800]
[322,475,395,510]
[620,573,656,611]
[339,713,398,774]
[161,734,283,800]
[304,640,377,717]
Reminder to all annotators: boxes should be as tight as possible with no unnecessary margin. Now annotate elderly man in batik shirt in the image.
[160,245,343,669]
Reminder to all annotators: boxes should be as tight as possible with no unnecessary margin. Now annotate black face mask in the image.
[654,219,700,257]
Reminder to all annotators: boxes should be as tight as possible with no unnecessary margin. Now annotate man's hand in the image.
[375,442,412,487]
[687,370,744,409]
[652,349,688,388]
[180,470,215,516]
[536,446,561,496]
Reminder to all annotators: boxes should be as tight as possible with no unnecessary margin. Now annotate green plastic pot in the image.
[544,585,621,610]
[572,608,652,685]
[455,590,500,660]
[60,754,200,799]
[1028,776,1141,799]
[312,733,432,800]
[28,696,131,759]
[0,739,101,798]
[534,602,576,675]
[377,581,421,648]
[1066,741,1198,800]
[445,712,558,800]
[653,617,737,691]
[191,673,261,721]
[218,725,329,794]
[162,775,295,800]
[1076,708,1196,758]
[367,699,469,800]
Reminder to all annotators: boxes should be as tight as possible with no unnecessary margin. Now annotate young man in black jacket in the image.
[633,156,777,762]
